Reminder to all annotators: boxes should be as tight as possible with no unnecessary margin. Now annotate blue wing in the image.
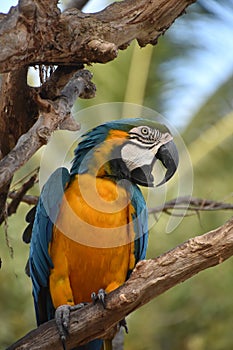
[128,183,149,277]
[29,167,70,325]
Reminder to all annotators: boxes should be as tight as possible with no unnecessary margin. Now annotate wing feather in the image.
[128,184,149,277]
[29,167,70,324]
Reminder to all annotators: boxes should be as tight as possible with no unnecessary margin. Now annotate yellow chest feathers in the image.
[49,174,136,306]
[54,174,135,248]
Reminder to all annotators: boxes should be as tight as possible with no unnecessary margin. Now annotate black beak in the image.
[156,140,179,186]
[129,140,178,188]
[131,165,154,187]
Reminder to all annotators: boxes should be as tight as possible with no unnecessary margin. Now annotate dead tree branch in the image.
[0,173,38,224]
[0,67,38,219]
[0,69,95,190]
[7,217,233,350]
[0,0,197,73]
[148,196,233,216]
[0,64,89,216]
[8,193,38,206]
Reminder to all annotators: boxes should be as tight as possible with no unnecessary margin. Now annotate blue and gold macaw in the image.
[26,118,178,350]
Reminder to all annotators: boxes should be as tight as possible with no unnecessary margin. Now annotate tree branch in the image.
[0,67,39,219]
[8,192,38,206]
[0,69,95,190]
[0,0,197,73]
[0,172,38,224]
[7,218,233,350]
[148,196,233,216]
[38,65,84,100]
[0,65,88,219]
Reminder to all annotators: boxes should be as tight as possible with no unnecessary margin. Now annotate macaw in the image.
[24,118,178,350]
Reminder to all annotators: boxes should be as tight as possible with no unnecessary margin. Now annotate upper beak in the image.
[156,140,179,186]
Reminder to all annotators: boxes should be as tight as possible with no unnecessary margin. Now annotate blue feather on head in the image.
[70,118,169,176]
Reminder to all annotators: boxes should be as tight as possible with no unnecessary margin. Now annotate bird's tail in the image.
[76,339,112,350]
[103,340,112,350]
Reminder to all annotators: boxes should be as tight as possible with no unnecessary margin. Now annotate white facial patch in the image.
[121,129,173,172]
[121,143,155,172]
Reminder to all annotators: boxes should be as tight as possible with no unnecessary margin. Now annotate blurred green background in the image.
[1,1,233,349]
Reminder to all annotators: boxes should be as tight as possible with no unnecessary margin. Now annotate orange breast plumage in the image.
[49,174,136,306]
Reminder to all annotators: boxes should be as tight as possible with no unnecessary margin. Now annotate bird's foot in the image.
[91,288,107,308]
[119,318,128,334]
[55,303,87,350]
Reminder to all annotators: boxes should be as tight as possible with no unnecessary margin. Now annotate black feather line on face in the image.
[107,146,131,181]
[128,132,157,145]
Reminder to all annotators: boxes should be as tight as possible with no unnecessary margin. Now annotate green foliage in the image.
[0,205,35,348]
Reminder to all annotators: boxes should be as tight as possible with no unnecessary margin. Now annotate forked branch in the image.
[0,69,95,190]
[0,0,197,73]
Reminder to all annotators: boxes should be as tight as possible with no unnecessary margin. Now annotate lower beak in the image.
[131,165,154,187]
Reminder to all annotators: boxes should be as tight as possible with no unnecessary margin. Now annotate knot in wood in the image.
[158,253,177,267]
[60,116,80,131]
[37,126,51,143]
[87,40,118,62]
[189,237,212,253]
[119,294,128,303]
[18,0,36,20]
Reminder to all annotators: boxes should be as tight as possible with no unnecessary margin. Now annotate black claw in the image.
[98,289,106,308]
[91,289,107,308]
[91,292,98,303]
[61,335,67,350]
[119,318,128,334]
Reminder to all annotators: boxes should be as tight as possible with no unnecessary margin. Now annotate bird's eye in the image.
[141,127,149,135]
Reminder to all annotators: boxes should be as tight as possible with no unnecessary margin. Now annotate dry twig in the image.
[148,196,233,216]
[0,173,38,225]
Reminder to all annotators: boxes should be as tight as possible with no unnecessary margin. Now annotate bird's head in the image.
[71,118,179,187]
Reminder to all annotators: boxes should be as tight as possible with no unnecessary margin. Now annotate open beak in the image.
[156,140,179,186]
